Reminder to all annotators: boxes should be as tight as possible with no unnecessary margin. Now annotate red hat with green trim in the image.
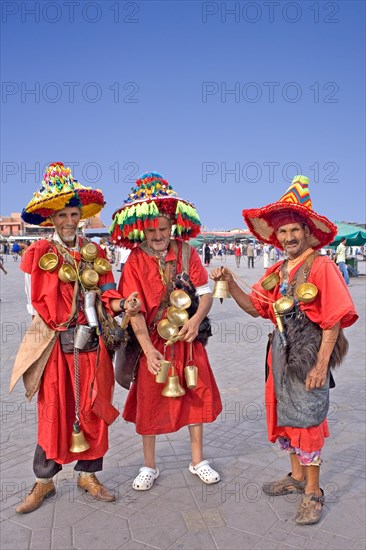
[21,162,105,226]
[110,172,201,248]
[242,175,337,250]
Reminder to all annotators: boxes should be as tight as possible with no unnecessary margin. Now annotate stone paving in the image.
[0,252,365,550]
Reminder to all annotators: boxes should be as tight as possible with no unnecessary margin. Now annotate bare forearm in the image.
[192,293,213,324]
[130,314,155,354]
[227,280,260,317]
[317,323,341,369]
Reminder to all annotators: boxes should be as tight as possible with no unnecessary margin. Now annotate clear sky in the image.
[1,0,365,230]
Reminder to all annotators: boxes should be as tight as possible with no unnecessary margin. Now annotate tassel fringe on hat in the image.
[110,172,201,248]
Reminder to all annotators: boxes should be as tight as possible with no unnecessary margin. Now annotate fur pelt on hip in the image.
[284,309,349,382]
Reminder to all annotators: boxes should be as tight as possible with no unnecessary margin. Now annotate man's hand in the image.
[124,292,141,316]
[209,266,234,283]
[305,363,328,391]
[145,347,164,374]
[178,318,200,343]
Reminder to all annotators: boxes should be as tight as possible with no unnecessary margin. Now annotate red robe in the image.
[250,256,358,451]
[21,237,122,464]
[119,242,222,435]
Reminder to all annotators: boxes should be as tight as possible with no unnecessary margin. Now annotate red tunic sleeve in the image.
[302,256,358,329]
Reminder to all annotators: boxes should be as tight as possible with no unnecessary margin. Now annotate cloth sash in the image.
[9,314,58,400]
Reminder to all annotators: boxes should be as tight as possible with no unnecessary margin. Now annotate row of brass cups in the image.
[261,272,318,305]
[156,361,198,397]
[39,250,112,287]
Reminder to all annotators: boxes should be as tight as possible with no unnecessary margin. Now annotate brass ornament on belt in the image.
[81,243,98,261]
[39,253,59,272]
[58,263,77,283]
[161,365,186,398]
[80,268,99,289]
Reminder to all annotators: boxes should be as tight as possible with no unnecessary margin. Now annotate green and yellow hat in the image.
[110,172,201,248]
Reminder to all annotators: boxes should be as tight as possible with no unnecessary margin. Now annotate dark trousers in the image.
[33,445,103,478]
[248,257,254,268]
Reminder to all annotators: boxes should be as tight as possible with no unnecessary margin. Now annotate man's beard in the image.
[61,231,77,243]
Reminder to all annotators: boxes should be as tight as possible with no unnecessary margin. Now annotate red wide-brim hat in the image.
[242,176,337,250]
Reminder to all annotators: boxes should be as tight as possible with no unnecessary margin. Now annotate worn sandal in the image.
[189,460,220,484]
[262,472,306,496]
[295,489,325,525]
[132,467,160,491]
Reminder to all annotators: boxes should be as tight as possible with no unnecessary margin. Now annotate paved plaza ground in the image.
[0,252,365,550]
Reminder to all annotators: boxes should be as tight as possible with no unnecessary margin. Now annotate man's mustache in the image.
[285,240,299,246]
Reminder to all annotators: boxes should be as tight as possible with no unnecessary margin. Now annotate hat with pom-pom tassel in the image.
[110,172,201,248]
[242,175,337,250]
[22,162,105,226]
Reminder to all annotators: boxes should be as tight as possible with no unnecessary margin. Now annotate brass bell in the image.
[212,280,231,303]
[39,252,59,272]
[161,366,186,398]
[81,243,98,261]
[69,423,90,453]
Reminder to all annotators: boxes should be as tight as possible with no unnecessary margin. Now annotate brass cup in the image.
[170,289,191,310]
[80,268,99,289]
[156,360,171,384]
[296,283,318,303]
[261,272,280,291]
[81,243,98,261]
[184,364,198,389]
[157,319,179,340]
[273,296,295,314]
[58,263,77,283]
[38,253,59,272]
[167,306,189,327]
[93,257,112,274]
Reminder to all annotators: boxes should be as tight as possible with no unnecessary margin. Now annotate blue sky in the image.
[1,0,365,230]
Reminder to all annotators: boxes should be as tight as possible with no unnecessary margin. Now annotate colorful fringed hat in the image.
[21,162,105,226]
[110,172,201,248]
[242,175,337,250]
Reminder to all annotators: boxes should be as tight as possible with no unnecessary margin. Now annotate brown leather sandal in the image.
[295,489,325,525]
[262,472,306,496]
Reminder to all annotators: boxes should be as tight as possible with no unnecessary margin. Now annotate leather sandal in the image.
[262,472,306,496]
[189,460,220,484]
[132,467,159,491]
[295,489,325,525]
